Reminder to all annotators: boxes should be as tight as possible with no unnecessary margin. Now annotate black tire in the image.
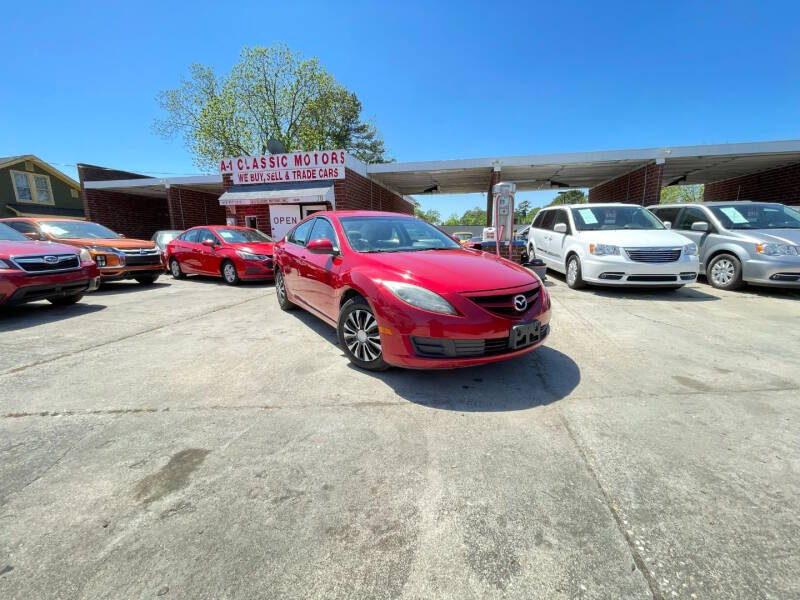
[221,260,240,286]
[48,293,83,306]
[706,253,743,290]
[135,274,159,285]
[337,297,390,371]
[170,258,185,279]
[566,254,585,289]
[274,268,296,311]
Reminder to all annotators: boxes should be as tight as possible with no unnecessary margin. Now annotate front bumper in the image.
[0,266,100,306]
[742,257,800,287]
[236,257,274,280]
[98,264,163,281]
[370,282,551,369]
[581,254,699,286]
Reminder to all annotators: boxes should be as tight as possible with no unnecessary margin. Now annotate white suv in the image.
[527,203,700,289]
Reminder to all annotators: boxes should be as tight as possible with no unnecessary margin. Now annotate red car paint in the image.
[165,225,274,282]
[274,211,551,369]
[0,225,100,306]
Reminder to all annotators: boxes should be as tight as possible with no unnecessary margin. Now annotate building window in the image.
[11,170,54,205]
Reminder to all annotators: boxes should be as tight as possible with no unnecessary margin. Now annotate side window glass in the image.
[652,207,680,225]
[538,211,556,231]
[8,221,39,236]
[290,219,315,246]
[182,229,199,243]
[676,208,708,230]
[552,209,570,234]
[532,212,544,229]
[198,229,217,245]
[308,218,339,251]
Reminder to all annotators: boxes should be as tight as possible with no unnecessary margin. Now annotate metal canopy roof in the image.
[83,175,224,198]
[365,140,800,195]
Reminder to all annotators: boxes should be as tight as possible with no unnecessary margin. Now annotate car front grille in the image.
[116,248,162,266]
[465,284,540,318]
[12,254,81,274]
[624,248,682,263]
[411,325,549,359]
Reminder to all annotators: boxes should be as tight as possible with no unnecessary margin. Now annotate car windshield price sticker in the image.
[578,209,599,224]
[720,207,749,224]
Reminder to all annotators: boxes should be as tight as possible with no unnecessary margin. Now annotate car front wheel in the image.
[707,253,743,290]
[566,255,585,289]
[337,298,389,371]
[221,260,240,285]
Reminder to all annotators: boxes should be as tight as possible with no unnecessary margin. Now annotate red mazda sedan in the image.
[273,211,551,370]
[0,223,100,307]
[166,225,274,285]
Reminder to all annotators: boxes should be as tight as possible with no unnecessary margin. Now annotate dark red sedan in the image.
[273,211,551,370]
[0,223,100,307]
[166,225,274,285]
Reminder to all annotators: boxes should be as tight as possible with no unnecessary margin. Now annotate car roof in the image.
[651,201,786,208]
[540,203,633,210]
[317,210,415,218]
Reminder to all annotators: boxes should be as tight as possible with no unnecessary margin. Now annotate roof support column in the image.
[588,161,664,206]
[486,166,502,225]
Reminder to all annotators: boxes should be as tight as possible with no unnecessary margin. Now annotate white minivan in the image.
[527,203,700,289]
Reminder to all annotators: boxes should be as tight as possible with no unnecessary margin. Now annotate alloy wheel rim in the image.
[171,261,180,277]
[224,264,236,282]
[342,309,381,362]
[711,259,735,285]
[276,271,286,302]
[568,259,577,284]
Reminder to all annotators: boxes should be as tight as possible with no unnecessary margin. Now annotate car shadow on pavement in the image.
[287,309,580,412]
[546,270,720,302]
[0,302,106,332]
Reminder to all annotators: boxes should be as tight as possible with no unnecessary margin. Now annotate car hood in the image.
[230,242,274,255]
[359,248,537,292]
[55,237,157,249]
[0,240,79,257]
[740,229,800,245]
[578,229,692,247]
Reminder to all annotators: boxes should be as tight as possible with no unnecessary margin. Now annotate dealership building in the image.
[79,139,800,240]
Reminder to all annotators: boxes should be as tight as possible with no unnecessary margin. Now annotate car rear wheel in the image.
[566,255,585,289]
[337,298,389,371]
[48,293,83,306]
[221,260,240,286]
[135,274,159,285]
[170,258,185,279]
[275,268,295,311]
[707,253,743,290]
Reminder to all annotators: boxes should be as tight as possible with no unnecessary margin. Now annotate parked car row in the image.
[524,201,800,291]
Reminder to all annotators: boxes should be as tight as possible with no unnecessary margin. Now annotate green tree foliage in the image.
[514,199,531,224]
[660,184,704,204]
[551,190,587,205]
[154,44,389,170]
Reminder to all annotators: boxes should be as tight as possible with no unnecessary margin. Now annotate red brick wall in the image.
[81,189,171,239]
[589,162,664,206]
[334,168,413,214]
[167,187,227,230]
[703,162,800,205]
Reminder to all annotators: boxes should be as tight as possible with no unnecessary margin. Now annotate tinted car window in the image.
[196,229,218,244]
[552,209,571,234]
[651,207,681,225]
[308,218,339,251]
[181,229,200,243]
[6,221,40,236]
[537,210,556,231]
[676,207,709,230]
[0,223,29,241]
[532,211,545,229]
[289,219,315,246]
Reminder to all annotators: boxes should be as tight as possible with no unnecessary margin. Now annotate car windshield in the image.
[571,206,665,231]
[215,228,273,243]
[40,220,121,239]
[0,223,28,241]
[709,204,800,230]
[340,216,462,253]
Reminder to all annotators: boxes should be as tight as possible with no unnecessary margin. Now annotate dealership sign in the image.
[220,150,346,184]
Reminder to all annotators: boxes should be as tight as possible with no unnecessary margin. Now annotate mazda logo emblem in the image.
[513,294,527,312]
[44,255,59,264]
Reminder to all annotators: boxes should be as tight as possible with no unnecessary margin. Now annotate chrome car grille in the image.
[465,284,540,318]
[12,254,81,274]
[115,247,161,266]
[624,248,682,263]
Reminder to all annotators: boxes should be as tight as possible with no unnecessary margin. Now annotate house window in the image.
[11,170,54,205]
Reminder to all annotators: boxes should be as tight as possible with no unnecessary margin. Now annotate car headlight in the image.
[683,243,698,256]
[382,281,457,315]
[236,250,269,261]
[756,243,799,256]
[79,249,92,263]
[589,244,620,256]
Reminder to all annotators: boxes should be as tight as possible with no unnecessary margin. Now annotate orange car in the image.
[0,218,163,284]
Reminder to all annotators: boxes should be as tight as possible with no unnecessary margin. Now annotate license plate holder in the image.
[510,321,541,349]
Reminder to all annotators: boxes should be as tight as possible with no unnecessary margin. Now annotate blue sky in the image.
[1,0,798,217]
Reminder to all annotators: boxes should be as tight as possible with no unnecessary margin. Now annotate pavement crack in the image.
[0,295,266,377]
[556,407,663,600]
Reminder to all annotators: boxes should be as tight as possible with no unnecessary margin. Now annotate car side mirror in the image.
[202,238,216,247]
[553,223,568,234]
[691,221,710,232]
[307,238,335,254]
[663,221,672,229]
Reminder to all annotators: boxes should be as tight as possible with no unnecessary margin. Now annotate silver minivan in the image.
[648,202,800,290]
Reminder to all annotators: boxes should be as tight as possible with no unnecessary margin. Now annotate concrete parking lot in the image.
[1,274,799,599]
